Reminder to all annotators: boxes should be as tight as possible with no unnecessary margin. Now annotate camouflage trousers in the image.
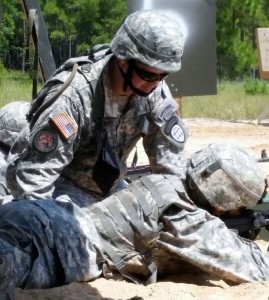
[0,200,103,300]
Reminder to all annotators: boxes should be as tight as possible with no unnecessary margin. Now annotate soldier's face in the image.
[130,62,168,94]
[114,58,169,97]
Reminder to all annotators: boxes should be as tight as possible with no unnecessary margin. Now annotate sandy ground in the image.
[15,118,269,300]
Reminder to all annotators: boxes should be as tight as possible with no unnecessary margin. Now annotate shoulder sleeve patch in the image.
[51,112,77,140]
[161,114,189,149]
[164,116,185,143]
[33,129,58,153]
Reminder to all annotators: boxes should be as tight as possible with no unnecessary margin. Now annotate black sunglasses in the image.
[133,64,168,82]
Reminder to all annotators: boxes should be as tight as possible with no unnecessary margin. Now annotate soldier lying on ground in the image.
[1,143,269,300]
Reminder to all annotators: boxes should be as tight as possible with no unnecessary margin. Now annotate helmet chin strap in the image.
[117,60,156,97]
[128,79,156,97]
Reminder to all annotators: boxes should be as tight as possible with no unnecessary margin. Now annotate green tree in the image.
[0,0,24,68]
[2,0,269,80]
[41,0,126,64]
[72,0,100,53]
[74,0,126,54]
[41,0,77,63]
[92,0,126,45]
[216,0,269,79]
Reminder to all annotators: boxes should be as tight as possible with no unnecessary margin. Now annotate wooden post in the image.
[176,96,183,118]
[256,28,269,124]
[256,28,269,80]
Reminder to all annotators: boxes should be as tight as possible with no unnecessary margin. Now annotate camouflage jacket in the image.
[6,54,188,200]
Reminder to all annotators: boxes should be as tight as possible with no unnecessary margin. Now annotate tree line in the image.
[0,0,268,80]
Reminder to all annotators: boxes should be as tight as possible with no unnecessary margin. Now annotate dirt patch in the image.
[128,118,269,176]
[15,118,269,300]
[184,119,269,178]
[184,118,269,157]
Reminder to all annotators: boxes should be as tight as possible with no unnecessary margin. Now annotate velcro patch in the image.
[171,124,185,143]
[33,130,58,153]
[164,116,185,143]
[52,112,77,140]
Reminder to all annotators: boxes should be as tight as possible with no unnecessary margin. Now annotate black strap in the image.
[90,75,105,136]
[28,9,39,100]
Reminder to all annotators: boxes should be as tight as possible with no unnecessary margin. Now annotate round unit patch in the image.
[171,124,185,143]
[33,130,58,153]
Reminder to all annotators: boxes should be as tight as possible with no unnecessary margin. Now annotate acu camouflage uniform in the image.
[0,101,30,201]
[0,168,269,300]
[0,144,269,299]
[6,11,188,205]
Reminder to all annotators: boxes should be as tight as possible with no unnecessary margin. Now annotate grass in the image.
[1,71,269,121]
[181,81,269,121]
[0,71,37,107]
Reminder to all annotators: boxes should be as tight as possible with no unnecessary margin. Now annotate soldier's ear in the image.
[212,207,224,216]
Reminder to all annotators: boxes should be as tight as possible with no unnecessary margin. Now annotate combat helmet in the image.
[110,10,185,73]
[187,143,264,211]
[0,101,30,149]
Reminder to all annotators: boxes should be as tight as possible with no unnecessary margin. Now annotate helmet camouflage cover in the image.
[187,143,264,211]
[0,101,30,148]
[110,10,185,73]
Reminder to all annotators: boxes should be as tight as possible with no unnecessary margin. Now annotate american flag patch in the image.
[52,112,77,140]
